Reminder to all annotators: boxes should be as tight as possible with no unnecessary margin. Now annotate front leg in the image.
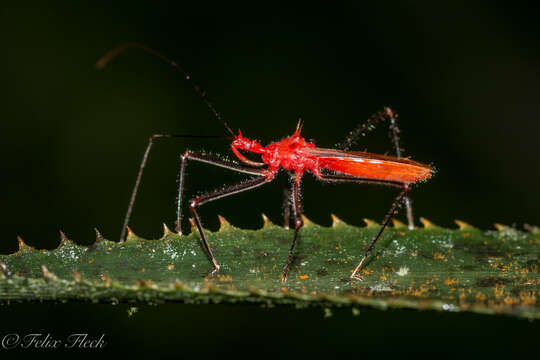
[179,157,274,274]
[119,134,229,242]
[177,151,270,234]
[189,176,273,275]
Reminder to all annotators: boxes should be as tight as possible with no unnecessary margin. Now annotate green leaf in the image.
[1,216,538,319]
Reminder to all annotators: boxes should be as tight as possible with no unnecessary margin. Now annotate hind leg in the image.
[337,107,414,229]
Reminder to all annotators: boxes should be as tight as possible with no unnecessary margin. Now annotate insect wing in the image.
[304,147,432,183]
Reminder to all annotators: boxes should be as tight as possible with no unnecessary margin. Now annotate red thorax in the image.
[231,121,317,177]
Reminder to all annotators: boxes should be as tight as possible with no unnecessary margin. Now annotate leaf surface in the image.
[1,218,538,319]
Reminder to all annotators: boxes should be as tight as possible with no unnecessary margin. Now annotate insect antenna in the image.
[96,42,235,137]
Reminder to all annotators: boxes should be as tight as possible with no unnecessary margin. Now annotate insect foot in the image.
[208,265,221,277]
[350,272,364,281]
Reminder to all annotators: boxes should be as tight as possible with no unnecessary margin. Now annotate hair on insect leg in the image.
[336,107,415,229]
[282,187,292,229]
[282,173,304,282]
[350,184,410,280]
[119,134,230,242]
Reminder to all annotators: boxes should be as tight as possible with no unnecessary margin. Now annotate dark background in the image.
[0,1,538,355]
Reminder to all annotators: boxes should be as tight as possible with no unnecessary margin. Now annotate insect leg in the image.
[282,174,304,282]
[177,152,268,234]
[386,110,415,229]
[350,185,409,280]
[188,174,274,274]
[316,172,409,280]
[282,187,292,229]
[119,134,229,242]
[337,107,414,229]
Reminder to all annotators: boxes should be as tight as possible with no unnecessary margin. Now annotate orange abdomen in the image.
[316,151,432,184]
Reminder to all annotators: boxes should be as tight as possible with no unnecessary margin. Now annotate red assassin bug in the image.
[97,43,433,282]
